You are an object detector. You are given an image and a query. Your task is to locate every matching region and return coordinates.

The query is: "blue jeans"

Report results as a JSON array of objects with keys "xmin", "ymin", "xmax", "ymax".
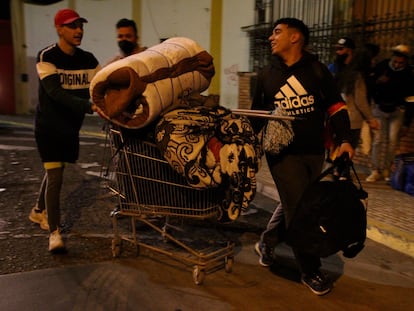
[{"xmin": 371, "ymin": 106, "xmax": 404, "ymax": 171}]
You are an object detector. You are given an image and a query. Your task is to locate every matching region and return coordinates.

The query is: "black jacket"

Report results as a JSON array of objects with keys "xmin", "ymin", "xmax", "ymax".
[{"xmin": 372, "ymin": 59, "xmax": 414, "ymax": 127}]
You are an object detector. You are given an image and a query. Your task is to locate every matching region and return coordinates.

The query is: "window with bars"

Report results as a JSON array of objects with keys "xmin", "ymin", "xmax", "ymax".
[{"xmin": 243, "ymin": 0, "xmax": 414, "ymax": 71}]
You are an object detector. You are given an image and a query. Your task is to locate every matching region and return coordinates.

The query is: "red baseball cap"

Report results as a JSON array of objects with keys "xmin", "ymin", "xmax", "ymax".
[{"xmin": 54, "ymin": 8, "xmax": 88, "ymax": 26}]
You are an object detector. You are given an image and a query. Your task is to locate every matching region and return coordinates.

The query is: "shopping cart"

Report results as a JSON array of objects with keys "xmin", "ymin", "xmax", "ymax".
[{"xmin": 104, "ymin": 125, "xmax": 235, "ymax": 285}]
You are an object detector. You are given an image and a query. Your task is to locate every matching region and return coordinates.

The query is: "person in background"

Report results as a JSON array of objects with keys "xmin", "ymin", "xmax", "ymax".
[
  {"xmin": 29, "ymin": 8, "xmax": 100, "ymax": 252},
  {"xmin": 362, "ymin": 43, "xmax": 381, "ymax": 102},
  {"xmin": 356, "ymin": 43, "xmax": 381, "ymax": 158},
  {"xmin": 251, "ymin": 18, "xmax": 354, "ymax": 296},
  {"xmin": 366, "ymin": 44, "xmax": 414, "ymax": 182},
  {"xmin": 106, "ymin": 18, "xmax": 146, "ymax": 64},
  {"xmin": 336, "ymin": 47, "xmax": 380, "ymax": 149},
  {"xmin": 328, "ymin": 36, "xmax": 356, "ymax": 79}
]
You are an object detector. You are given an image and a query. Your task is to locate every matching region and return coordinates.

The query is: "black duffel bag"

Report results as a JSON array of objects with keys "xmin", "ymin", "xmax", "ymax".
[{"xmin": 286, "ymin": 155, "xmax": 368, "ymax": 258}]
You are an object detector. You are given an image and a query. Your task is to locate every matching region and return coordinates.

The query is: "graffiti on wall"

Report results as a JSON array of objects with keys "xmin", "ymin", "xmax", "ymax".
[{"xmin": 224, "ymin": 64, "xmax": 239, "ymax": 87}]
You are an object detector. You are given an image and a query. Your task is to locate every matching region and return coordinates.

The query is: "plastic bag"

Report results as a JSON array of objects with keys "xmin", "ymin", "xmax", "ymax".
[{"xmin": 262, "ymin": 109, "xmax": 294, "ymax": 155}]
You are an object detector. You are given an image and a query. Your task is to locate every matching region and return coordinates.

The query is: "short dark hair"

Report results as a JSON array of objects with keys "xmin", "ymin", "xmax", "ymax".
[
  {"xmin": 273, "ymin": 17, "xmax": 310, "ymax": 46},
  {"xmin": 116, "ymin": 18, "xmax": 137, "ymax": 34}
]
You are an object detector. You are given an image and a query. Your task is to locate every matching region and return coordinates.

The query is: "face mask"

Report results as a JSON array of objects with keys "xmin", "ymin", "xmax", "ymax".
[
  {"xmin": 335, "ymin": 53, "xmax": 348, "ymax": 64},
  {"xmin": 389, "ymin": 59, "xmax": 406, "ymax": 71},
  {"xmin": 118, "ymin": 40, "xmax": 137, "ymax": 55}
]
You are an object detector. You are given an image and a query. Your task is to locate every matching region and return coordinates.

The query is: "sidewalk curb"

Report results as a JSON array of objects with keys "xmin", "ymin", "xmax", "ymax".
[
  {"xmin": 367, "ymin": 220, "xmax": 414, "ymax": 258},
  {"xmin": 0, "ymin": 118, "xmax": 106, "ymax": 139}
]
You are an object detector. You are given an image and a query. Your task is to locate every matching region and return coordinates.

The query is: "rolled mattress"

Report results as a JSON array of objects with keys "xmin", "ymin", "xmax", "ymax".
[{"xmin": 90, "ymin": 37, "xmax": 215, "ymax": 128}]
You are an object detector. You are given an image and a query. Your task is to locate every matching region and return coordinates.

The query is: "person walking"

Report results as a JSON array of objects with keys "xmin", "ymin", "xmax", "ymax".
[
  {"xmin": 328, "ymin": 36, "xmax": 356, "ymax": 78},
  {"xmin": 251, "ymin": 18, "xmax": 354, "ymax": 296},
  {"xmin": 366, "ymin": 44, "xmax": 414, "ymax": 182},
  {"xmin": 105, "ymin": 18, "xmax": 146, "ymax": 64},
  {"xmin": 28, "ymin": 8, "xmax": 100, "ymax": 252},
  {"xmin": 336, "ymin": 47, "xmax": 380, "ymax": 149}
]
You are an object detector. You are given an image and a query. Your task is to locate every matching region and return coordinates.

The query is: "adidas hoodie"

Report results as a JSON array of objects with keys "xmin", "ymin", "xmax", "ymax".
[{"xmin": 251, "ymin": 51, "xmax": 351, "ymax": 155}]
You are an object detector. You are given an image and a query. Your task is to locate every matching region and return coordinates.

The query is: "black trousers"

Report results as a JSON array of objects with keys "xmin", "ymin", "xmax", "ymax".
[
  {"xmin": 262, "ymin": 152, "xmax": 324, "ymax": 274},
  {"xmin": 36, "ymin": 166, "xmax": 64, "ymax": 232}
]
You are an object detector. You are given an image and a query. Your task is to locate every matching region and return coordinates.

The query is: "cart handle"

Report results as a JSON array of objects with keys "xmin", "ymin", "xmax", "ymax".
[{"xmin": 231, "ymin": 109, "xmax": 301, "ymax": 121}]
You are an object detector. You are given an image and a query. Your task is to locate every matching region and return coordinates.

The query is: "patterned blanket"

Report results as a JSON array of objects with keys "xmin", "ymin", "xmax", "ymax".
[{"xmin": 155, "ymin": 94, "xmax": 262, "ymax": 222}]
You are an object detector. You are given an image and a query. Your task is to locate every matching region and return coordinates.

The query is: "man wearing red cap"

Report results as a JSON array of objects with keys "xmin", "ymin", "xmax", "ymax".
[{"xmin": 29, "ymin": 8, "xmax": 100, "ymax": 253}]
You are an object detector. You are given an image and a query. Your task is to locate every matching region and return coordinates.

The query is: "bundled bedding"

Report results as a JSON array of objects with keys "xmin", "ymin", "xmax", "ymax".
[
  {"xmin": 90, "ymin": 37, "xmax": 214, "ymax": 129},
  {"xmin": 90, "ymin": 37, "xmax": 262, "ymax": 222},
  {"xmin": 155, "ymin": 94, "xmax": 262, "ymax": 222}
]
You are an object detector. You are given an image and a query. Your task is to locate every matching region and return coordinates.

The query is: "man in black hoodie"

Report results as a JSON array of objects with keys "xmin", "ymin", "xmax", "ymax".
[{"xmin": 251, "ymin": 18, "xmax": 354, "ymax": 296}]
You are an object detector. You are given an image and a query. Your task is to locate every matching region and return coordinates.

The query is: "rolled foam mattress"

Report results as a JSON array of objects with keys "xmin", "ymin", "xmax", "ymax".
[{"xmin": 90, "ymin": 37, "xmax": 215, "ymax": 128}]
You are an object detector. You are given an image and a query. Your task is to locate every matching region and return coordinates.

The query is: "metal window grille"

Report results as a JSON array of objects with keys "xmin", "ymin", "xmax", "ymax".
[{"xmin": 243, "ymin": 0, "xmax": 414, "ymax": 71}]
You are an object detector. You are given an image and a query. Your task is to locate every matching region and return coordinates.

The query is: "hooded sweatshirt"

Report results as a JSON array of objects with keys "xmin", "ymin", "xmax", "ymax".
[
  {"xmin": 35, "ymin": 44, "xmax": 100, "ymax": 163},
  {"xmin": 251, "ymin": 52, "xmax": 351, "ymax": 155}
]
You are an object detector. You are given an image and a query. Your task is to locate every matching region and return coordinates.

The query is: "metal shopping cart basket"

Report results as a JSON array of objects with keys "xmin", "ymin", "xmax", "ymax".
[{"xmin": 104, "ymin": 125, "xmax": 234, "ymax": 285}]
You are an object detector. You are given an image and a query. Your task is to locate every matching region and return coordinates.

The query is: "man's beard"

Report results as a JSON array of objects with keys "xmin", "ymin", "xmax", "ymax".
[{"xmin": 335, "ymin": 53, "xmax": 348, "ymax": 65}]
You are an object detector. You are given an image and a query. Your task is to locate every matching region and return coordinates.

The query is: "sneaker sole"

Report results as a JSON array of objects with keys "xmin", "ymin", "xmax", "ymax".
[
  {"xmin": 301, "ymin": 278, "xmax": 332, "ymax": 296},
  {"xmin": 49, "ymin": 241, "xmax": 66, "ymax": 253},
  {"xmin": 49, "ymin": 246, "xmax": 67, "ymax": 254},
  {"xmin": 254, "ymin": 242, "xmax": 271, "ymax": 267},
  {"xmin": 29, "ymin": 215, "xmax": 49, "ymax": 231},
  {"xmin": 28, "ymin": 214, "xmax": 41, "ymax": 224},
  {"xmin": 40, "ymin": 222, "xmax": 50, "ymax": 231}
]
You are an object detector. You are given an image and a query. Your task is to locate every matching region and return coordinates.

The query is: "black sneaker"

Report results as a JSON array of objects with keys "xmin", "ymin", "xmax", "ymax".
[
  {"xmin": 301, "ymin": 270, "xmax": 333, "ymax": 296},
  {"xmin": 254, "ymin": 241, "xmax": 274, "ymax": 267}
]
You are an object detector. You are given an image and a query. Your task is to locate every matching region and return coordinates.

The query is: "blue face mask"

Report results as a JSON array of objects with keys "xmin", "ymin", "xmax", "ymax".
[{"xmin": 118, "ymin": 40, "xmax": 137, "ymax": 55}]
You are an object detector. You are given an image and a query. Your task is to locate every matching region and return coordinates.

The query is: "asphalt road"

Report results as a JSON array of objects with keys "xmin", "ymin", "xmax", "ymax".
[{"xmin": 0, "ymin": 116, "xmax": 413, "ymax": 310}]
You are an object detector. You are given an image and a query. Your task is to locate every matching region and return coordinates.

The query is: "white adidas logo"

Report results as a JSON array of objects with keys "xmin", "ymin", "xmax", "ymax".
[{"xmin": 274, "ymin": 75, "xmax": 316, "ymax": 115}]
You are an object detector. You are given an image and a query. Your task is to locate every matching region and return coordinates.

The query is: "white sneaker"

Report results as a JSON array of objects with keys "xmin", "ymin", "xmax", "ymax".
[
  {"xmin": 366, "ymin": 170, "xmax": 381, "ymax": 182},
  {"xmin": 49, "ymin": 229, "xmax": 65, "ymax": 252},
  {"xmin": 383, "ymin": 169, "xmax": 390, "ymax": 182},
  {"xmin": 29, "ymin": 207, "xmax": 49, "ymax": 231}
]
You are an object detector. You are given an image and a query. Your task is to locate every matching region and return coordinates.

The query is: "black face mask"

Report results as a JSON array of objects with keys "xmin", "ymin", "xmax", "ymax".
[
  {"xmin": 118, "ymin": 40, "xmax": 137, "ymax": 55},
  {"xmin": 335, "ymin": 53, "xmax": 348, "ymax": 65}
]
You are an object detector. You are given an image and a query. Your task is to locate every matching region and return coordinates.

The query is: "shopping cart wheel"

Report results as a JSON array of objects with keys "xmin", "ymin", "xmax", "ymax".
[
  {"xmin": 112, "ymin": 239, "xmax": 122, "ymax": 258},
  {"xmin": 225, "ymin": 256, "xmax": 234, "ymax": 273},
  {"xmin": 192, "ymin": 266, "xmax": 205, "ymax": 285}
]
